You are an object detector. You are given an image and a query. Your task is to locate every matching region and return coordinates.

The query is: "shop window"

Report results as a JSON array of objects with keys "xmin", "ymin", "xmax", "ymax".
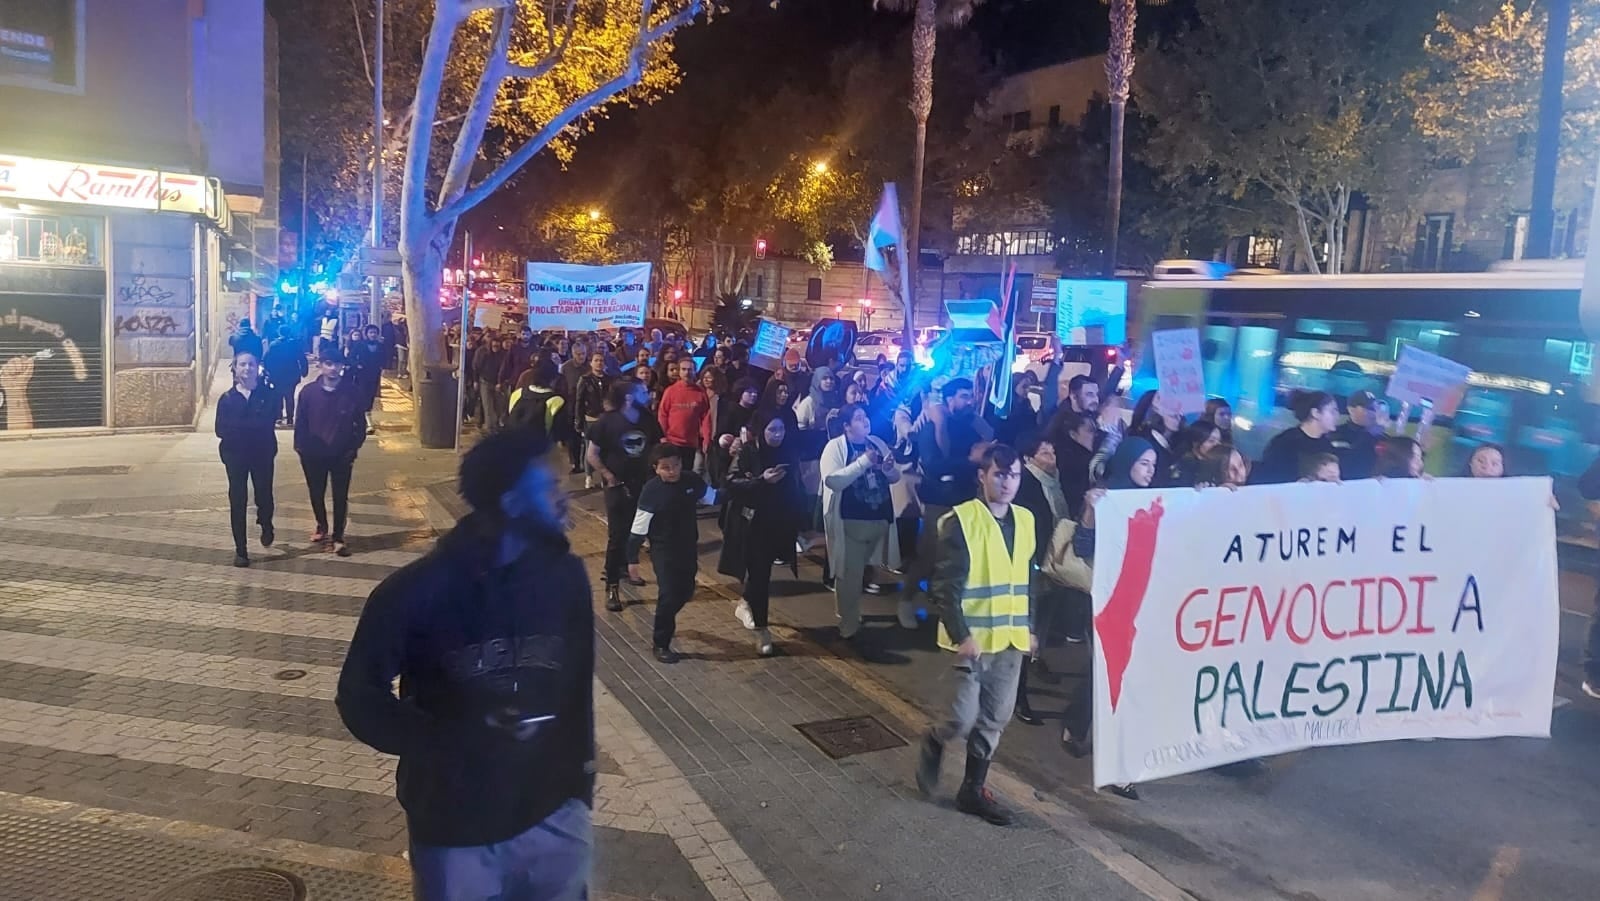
[
  {"xmin": 0, "ymin": 0, "xmax": 85, "ymax": 92},
  {"xmin": 0, "ymin": 208, "xmax": 102, "ymax": 267}
]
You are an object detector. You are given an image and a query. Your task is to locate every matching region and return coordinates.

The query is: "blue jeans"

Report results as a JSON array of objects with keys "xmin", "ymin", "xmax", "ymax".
[{"xmin": 409, "ymin": 799, "xmax": 592, "ymax": 901}]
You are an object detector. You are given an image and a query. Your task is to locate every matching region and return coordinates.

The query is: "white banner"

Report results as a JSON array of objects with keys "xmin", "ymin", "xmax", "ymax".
[
  {"xmin": 524, "ymin": 261, "xmax": 651, "ymax": 331},
  {"xmin": 1089, "ymin": 477, "xmax": 1559, "ymax": 787}
]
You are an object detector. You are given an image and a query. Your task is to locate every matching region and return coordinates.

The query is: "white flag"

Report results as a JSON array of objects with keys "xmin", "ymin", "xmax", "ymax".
[{"xmin": 863, "ymin": 183, "xmax": 903, "ymax": 272}]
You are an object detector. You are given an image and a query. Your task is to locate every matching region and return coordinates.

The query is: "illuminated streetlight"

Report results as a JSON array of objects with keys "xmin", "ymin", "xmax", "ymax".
[
  {"xmin": 588, "ymin": 209, "xmax": 601, "ymax": 221},
  {"xmin": 812, "ymin": 161, "xmax": 828, "ymax": 175}
]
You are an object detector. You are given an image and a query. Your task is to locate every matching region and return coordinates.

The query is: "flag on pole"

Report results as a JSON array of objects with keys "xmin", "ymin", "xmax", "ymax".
[
  {"xmin": 863, "ymin": 183, "xmax": 903, "ymax": 273},
  {"xmin": 989, "ymin": 261, "xmax": 1021, "ymax": 416}
]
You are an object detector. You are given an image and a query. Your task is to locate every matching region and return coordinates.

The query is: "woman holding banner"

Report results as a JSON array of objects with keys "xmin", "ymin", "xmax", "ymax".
[{"xmin": 1058, "ymin": 437, "xmax": 1154, "ymax": 801}]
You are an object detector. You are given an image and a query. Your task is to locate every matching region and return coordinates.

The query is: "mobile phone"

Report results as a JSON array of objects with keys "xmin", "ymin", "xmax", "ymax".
[{"xmin": 513, "ymin": 714, "xmax": 556, "ymax": 727}]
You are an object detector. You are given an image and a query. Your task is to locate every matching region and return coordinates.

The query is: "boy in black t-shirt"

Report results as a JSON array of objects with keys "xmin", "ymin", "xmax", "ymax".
[{"xmin": 628, "ymin": 447, "xmax": 711, "ymax": 664}]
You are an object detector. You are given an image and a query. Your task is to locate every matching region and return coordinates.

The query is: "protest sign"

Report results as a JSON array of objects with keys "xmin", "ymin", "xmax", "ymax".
[
  {"xmin": 1056, "ymin": 279, "xmax": 1127, "ymax": 344},
  {"xmin": 1089, "ymin": 477, "xmax": 1558, "ymax": 788},
  {"xmin": 748, "ymin": 319, "xmax": 792, "ymax": 371},
  {"xmin": 525, "ymin": 261, "xmax": 651, "ymax": 331},
  {"xmin": 1387, "ymin": 346, "xmax": 1471, "ymax": 416},
  {"xmin": 1150, "ymin": 328, "xmax": 1206, "ymax": 417}
]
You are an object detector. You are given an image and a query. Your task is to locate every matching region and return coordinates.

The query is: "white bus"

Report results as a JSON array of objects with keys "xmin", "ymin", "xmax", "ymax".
[{"xmin": 1135, "ymin": 268, "xmax": 1597, "ymax": 541}]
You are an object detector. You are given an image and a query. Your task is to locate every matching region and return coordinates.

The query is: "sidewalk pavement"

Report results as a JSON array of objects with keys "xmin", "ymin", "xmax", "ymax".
[{"xmin": 0, "ymin": 374, "xmax": 1178, "ymax": 900}]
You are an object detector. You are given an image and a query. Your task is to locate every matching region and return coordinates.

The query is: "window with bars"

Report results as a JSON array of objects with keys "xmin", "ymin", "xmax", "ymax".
[{"xmin": 955, "ymin": 230, "xmax": 1059, "ymax": 256}]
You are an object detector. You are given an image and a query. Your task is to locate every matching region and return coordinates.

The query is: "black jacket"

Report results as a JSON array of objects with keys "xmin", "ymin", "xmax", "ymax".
[
  {"xmin": 717, "ymin": 442, "xmax": 804, "ymax": 580},
  {"xmin": 336, "ymin": 515, "xmax": 595, "ymax": 847},
  {"xmin": 1014, "ymin": 468, "xmax": 1058, "ymax": 565},
  {"xmin": 215, "ymin": 385, "xmax": 279, "ymax": 460},
  {"xmin": 262, "ymin": 340, "xmax": 307, "ymax": 393},
  {"xmin": 574, "ymin": 372, "xmax": 608, "ymax": 422}
]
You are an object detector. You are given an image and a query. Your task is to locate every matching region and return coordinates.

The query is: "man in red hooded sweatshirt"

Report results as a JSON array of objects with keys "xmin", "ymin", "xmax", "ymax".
[{"xmin": 657, "ymin": 358, "xmax": 708, "ymax": 471}]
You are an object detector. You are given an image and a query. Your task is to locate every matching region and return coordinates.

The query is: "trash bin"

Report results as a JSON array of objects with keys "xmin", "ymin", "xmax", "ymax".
[{"xmin": 416, "ymin": 365, "xmax": 459, "ymax": 449}]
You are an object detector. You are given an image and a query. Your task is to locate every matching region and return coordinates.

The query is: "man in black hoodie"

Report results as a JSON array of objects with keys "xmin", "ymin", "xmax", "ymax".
[
  {"xmin": 338, "ymin": 429, "xmax": 595, "ymax": 899},
  {"xmin": 293, "ymin": 350, "xmax": 368, "ymax": 556}
]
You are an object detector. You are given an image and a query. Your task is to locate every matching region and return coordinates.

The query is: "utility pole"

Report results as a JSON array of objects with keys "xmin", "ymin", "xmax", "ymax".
[
  {"xmin": 454, "ymin": 231, "xmax": 472, "ymax": 451},
  {"xmin": 369, "ymin": 0, "xmax": 386, "ymax": 323},
  {"xmin": 298, "ymin": 152, "xmax": 309, "ymax": 301},
  {"xmin": 1528, "ymin": 0, "xmax": 1570, "ymax": 259}
]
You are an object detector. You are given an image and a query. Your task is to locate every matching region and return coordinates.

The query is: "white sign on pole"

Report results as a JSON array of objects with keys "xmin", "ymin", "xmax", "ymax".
[
  {"xmin": 1088, "ymin": 477, "xmax": 1559, "ymax": 788},
  {"xmin": 1150, "ymin": 327, "xmax": 1206, "ymax": 417},
  {"xmin": 525, "ymin": 261, "xmax": 651, "ymax": 331},
  {"xmin": 1387, "ymin": 345, "xmax": 1472, "ymax": 416}
]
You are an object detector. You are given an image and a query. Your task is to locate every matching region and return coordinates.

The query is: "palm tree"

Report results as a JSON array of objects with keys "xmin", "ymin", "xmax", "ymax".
[
  {"xmin": 876, "ymin": 0, "xmax": 978, "ymax": 346},
  {"xmin": 1104, "ymin": 0, "xmax": 1167, "ymax": 276}
]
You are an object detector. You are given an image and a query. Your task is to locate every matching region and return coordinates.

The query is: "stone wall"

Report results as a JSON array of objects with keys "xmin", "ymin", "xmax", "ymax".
[{"xmin": 110, "ymin": 212, "xmax": 197, "ymax": 427}]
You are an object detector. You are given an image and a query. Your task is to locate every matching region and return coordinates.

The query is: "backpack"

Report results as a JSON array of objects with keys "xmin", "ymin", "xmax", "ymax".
[{"xmin": 1042, "ymin": 519, "xmax": 1093, "ymax": 592}]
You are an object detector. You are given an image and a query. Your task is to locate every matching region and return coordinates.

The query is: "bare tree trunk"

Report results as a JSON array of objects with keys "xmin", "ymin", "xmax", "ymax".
[
  {"xmin": 905, "ymin": 0, "xmax": 936, "ymax": 348},
  {"xmin": 1105, "ymin": 98, "xmax": 1127, "ymax": 277},
  {"xmin": 1104, "ymin": 0, "xmax": 1136, "ymax": 277},
  {"xmin": 1293, "ymin": 205, "xmax": 1323, "ymax": 276}
]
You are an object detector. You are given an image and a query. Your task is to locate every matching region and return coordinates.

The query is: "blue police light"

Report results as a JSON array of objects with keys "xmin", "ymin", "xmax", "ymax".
[{"xmin": 278, "ymin": 279, "xmax": 298, "ymax": 294}]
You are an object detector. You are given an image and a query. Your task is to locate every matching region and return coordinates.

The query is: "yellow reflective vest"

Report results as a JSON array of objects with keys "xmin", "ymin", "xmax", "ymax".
[{"xmin": 936, "ymin": 499, "xmax": 1035, "ymax": 654}]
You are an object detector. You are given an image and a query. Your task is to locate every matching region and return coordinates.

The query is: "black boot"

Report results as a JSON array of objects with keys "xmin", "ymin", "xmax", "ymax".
[
  {"xmin": 955, "ymin": 756, "xmax": 1014, "ymax": 826},
  {"xmin": 605, "ymin": 582, "xmax": 624, "ymax": 612},
  {"xmin": 915, "ymin": 734, "xmax": 943, "ymax": 798}
]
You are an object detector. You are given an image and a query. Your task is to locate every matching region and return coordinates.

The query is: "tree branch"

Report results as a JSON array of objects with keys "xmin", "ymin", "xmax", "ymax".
[
  {"xmin": 507, "ymin": 0, "xmax": 578, "ymax": 79},
  {"xmin": 438, "ymin": 5, "xmax": 514, "ymax": 207},
  {"xmin": 351, "ymin": 0, "xmax": 374, "ymax": 89},
  {"xmin": 436, "ymin": 0, "xmax": 702, "ymax": 224},
  {"xmin": 400, "ymin": 0, "xmax": 462, "ymax": 236}
]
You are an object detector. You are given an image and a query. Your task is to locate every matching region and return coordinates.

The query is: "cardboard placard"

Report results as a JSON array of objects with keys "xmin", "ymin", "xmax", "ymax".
[
  {"xmin": 1150, "ymin": 327, "xmax": 1205, "ymax": 418},
  {"xmin": 1387, "ymin": 346, "xmax": 1471, "ymax": 416}
]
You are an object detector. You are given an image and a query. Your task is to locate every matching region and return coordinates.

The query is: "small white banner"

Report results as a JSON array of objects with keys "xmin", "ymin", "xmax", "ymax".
[
  {"xmin": 525, "ymin": 261, "xmax": 651, "ymax": 331},
  {"xmin": 1089, "ymin": 477, "xmax": 1558, "ymax": 788}
]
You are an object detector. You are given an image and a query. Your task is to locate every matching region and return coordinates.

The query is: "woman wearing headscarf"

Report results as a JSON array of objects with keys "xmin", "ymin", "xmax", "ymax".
[
  {"xmin": 718, "ymin": 415, "xmax": 806, "ymax": 656},
  {"xmin": 794, "ymin": 365, "xmax": 842, "ymax": 433},
  {"xmin": 756, "ymin": 378, "xmax": 798, "ymax": 435},
  {"xmin": 1058, "ymin": 436, "xmax": 1155, "ymax": 801},
  {"xmin": 712, "ymin": 378, "xmax": 761, "ymax": 484}
]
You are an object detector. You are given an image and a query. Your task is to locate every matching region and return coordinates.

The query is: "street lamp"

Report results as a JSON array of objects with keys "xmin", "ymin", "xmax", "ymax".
[
  {"xmin": 588, "ymin": 208, "xmax": 601, "ymax": 221},
  {"xmin": 812, "ymin": 161, "xmax": 829, "ymax": 175}
]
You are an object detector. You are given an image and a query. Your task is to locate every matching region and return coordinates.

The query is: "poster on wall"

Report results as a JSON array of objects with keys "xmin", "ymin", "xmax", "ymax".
[
  {"xmin": 525, "ymin": 261, "xmax": 650, "ymax": 331},
  {"xmin": 1087, "ymin": 477, "xmax": 1559, "ymax": 788},
  {"xmin": 0, "ymin": 292, "xmax": 105, "ymax": 430}
]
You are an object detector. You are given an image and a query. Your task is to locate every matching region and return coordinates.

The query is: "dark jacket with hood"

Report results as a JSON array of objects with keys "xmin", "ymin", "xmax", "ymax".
[
  {"xmin": 293, "ymin": 380, "xmax": 369, "ymax": 460},
  {"xmin": 336, "ymin": 514, "xmax": 595, "ymax": 847},
  {"xmin": 717, "ymin": 429, "xmax": 805, "ymax": 580}
]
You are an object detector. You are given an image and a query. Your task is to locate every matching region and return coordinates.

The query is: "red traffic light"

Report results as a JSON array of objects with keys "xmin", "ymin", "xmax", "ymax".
[
  {"xmin": 754, "ymin": 238, "xmax": 768, "ymax": 260},
  {"xmin": 1106, "ymin": 348, "xmax": 1118, "ymax": 362}
]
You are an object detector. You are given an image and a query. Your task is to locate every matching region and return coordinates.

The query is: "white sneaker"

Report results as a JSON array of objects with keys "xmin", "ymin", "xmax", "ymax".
[
  {"xmin": 896, "ymin": 599, "xmax": 919, "ymax": 630},
  {"xmin": 1583, "ymin": 681, "xmax": 1600, "ymax": 701},
  {"xmin": 584, "ymin": 475, "xmax": 594, "ymax": 489},
  {"xmin": 734, "ymin": 599, "xmax": 756, "ymax": 630}
]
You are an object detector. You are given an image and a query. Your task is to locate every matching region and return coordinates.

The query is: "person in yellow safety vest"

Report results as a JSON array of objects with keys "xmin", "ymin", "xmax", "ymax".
[
  {"xmin": 507, "ymin": 356, "xmax": 574, "ymax": 448},
  {"xmin": 915, "ymin": 443, "xmax": 1036, "ymax": 826}
]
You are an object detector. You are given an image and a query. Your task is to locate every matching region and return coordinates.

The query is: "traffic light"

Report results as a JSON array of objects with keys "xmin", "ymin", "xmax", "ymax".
[{"xmin": 754, "ymin": 238, "xmax": 768, "ymax": 260}]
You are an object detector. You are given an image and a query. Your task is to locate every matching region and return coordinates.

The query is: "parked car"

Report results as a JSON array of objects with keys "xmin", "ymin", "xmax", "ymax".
[{"xmin": 853, "ymin": 330, "xmax": 906, "ymax": 365}]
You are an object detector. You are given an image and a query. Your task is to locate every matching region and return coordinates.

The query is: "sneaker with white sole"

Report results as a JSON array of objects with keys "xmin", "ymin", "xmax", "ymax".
[
  {"xmin": 584, "ymin": 475, "xmax": 595, "ymax": 490},
  {"xmin": 734, "ymin": 599, "xmax": 756, "ymax": 630},
  {"xmin": 896, "ymin": 599, "xmax": 919, "ymax": 630},
  {"xmin": 1584, "ymin": 680, "xmax": 1600, "ymax": 701}
]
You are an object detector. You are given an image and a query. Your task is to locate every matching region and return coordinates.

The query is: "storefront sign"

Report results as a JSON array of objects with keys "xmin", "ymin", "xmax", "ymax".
[
  {"xmin": 1088, "ymin": 478, "xmax": 1559, "ymax": 788},
  {"xmin": 525, "ymin": 261, "xmax": 651, "ymax": 330},
  {"xmin": 0, "ymin": 154, "xmax": 212, "ymax": 218}
]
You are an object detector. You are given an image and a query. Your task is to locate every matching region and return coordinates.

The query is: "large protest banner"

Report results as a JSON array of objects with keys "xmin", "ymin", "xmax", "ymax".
[
  {"xmin": 1089, "ymin": 477, "xmax": 1558, "ymax": 788},
  {"xmin": 525, "ymin": 261, "xmax": 651, "ymax": 330}
]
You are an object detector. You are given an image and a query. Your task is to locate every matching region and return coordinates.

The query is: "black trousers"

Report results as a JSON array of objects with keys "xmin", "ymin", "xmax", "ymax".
[
  {"xmin": 1586, "ymin": 582, "xmax": 1600, "ymax": 685},
  {"xmin": 223, "ymin": 454, "xmax": 275, "ymax": 555},
  {"xmin": 278, "ymin": 388, "xmax": 295, "ymax": 423},
  {"xmin": 300, "ymin": 454, "xmax": 353, "ymax": 540},
  {"xmin": 1063, "ymin": 632, "xmax": 1094, "ymax": 741},
  {"xmin": 653, "ymin": 562, "xmax": 697, "ymax": 650},
  {"xmin": 741, "ymin": 528, "xmax": 779, "ymax": 629},
  {"xmin": 602, "ymin": 485, "xmax": 638, "ymax": 584}
]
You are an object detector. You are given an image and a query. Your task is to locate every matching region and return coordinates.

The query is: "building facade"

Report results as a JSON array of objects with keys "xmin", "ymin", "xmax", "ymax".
[{"xmin": 0, "ymin": 0, "xmax": 277, "ymax": 434}]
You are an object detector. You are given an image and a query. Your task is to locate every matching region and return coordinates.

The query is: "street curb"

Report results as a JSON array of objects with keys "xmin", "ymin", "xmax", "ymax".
[{"xmin": 572, "ymin": 503, "xmax": 1195, "ymax": 901}]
